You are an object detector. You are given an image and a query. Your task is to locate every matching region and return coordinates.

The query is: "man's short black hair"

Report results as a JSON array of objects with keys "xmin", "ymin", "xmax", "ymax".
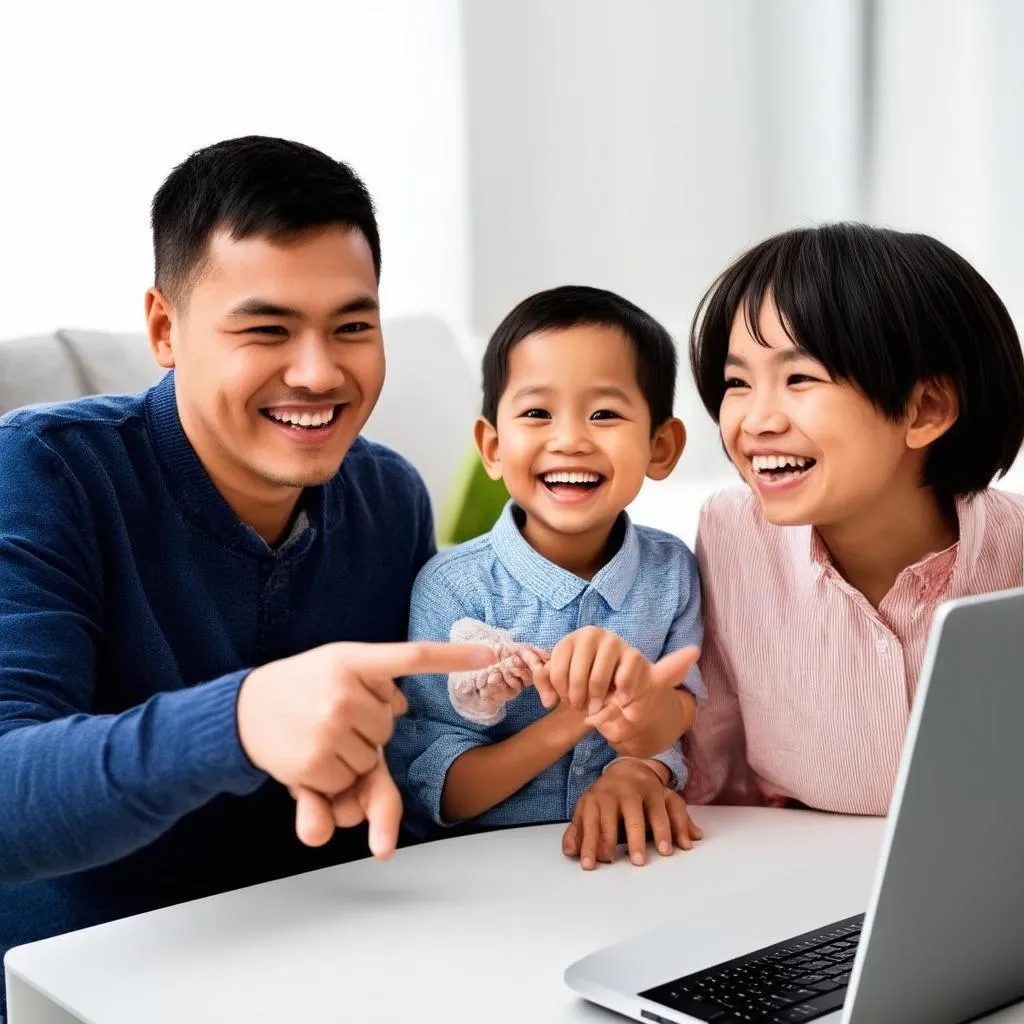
[
  {"xmin": 481, "ymin": 285, "xmax": 677, "ymax": 429},
  {"xmin": 690, "ymin": 222, "xmax": 1024, "ymax": 499},
  {"xmin": 151, "ymin": 135, "xmax": 380, "ymax": 303}
]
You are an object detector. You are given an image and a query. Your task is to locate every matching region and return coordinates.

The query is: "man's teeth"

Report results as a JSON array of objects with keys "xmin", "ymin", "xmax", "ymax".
[
  {"xmin": 542, "ymin": 471, "xmax": 601, "ymax": 485},
  {"xmin": 266, "ymin": 407, "xmax": 337, "ymax": 428},
  {"xmin": 752, "ymin": 454, "xmax": 812, "ymax": 473}
]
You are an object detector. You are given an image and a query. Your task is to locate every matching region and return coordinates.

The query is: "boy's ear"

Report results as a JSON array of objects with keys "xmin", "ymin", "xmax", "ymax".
[
  {"xmin": 905, "ymin": 377, "xmax": 959, "ymax": 451},
  {"xmin": 646, "ymin": 417, "xmax": 687, "ymax": 481},
  {"xmin": 473, "ymin": 417, "xmax": 504, "ymax": 481}
]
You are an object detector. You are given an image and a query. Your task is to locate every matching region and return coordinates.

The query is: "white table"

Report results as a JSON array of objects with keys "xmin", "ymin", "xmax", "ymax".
[{"xmin": 6, "ymin": 806, "xmax": 1023, "ymax": 1023}]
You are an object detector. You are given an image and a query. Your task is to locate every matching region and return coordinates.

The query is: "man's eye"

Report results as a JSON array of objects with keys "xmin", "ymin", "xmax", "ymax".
[
  {"xmin": 336, "ymin": 322, "xmax": 372, "ymax": 335},
  {"xmin": 590, "ymin": 409, "xmax": 621, "ymax": 421},
  {"xmin": 245, "ymin": 325, "xmax": 288, "ymax": 337},
  {"xmin": 521, "ymin": 409, "xmax": 550, "ymax": 420}
]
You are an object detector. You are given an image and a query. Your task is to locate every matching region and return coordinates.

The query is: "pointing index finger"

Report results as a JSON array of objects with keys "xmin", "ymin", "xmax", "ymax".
[{"xmin": 344, "ymin": 641, "xmax": 497, "ymax": 679}]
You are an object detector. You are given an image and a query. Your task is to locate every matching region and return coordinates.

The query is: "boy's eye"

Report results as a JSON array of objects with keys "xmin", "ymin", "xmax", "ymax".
[
  {"xmin": 521, "ymin": 408, "xmax": 550, "ymax": 420},
  {"xmin": 590, "ymin": 409, "xmax": 622, "ymax": 421}
]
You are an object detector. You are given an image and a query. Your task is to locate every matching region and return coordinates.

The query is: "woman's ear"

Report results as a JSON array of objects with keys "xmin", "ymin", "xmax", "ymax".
[
  {"xmin": 905, "ymin": 377, "xmax": 959, "ymax": 451},
  {"xmin": 473, "ymin": 417, "xmax": 504, "ymax": 481},
  {"xmin": 646, "ymin": 417, "xmax": 687, "ymax": 481}
]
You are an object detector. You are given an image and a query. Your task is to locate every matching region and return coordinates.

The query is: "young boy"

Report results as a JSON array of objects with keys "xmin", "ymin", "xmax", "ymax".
[
  {"xmin": 684, "ymin": 223, "xmax": 1024, "ymax": 814},
  {"xmin": 387, "ymin": 286, "xmax": 705, "ymax": 868}
]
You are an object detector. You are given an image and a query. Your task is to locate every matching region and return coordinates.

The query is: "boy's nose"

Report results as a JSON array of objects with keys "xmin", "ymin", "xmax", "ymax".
[{"xmin": 548, "ymin": 425, "xmax": 594, "ymax": 454}]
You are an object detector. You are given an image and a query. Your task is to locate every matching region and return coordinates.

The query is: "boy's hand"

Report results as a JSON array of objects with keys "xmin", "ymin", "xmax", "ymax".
[
  {"xmin": 562, "ymin": 758, "xmax": 702, "ymax": 869},
  {"xmin": 532, "ymin": 626, "xmax": 699, "ymax": 717}
]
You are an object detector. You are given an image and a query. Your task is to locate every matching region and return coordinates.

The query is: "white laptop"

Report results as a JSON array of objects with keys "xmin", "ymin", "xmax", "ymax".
[{"xmin": 565, "ymin": 588, "xmax": 1024, "ymax": 1023}]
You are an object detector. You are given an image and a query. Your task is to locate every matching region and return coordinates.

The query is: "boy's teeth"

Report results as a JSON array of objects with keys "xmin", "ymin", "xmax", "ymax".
[
  {"xmin": 542, "ymin": 471, "xmax": 601, "ymax": 484},
  {"xmin": 752, "ymin": 454, "xmax": 811, "ymax": 472}
]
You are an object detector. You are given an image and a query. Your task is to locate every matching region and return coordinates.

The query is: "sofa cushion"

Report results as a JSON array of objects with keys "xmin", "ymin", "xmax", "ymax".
[
  {"xmin": 56, "ymin": 329, "xmax": 164, "ymax": 396},
  {"xmin": 0, "ymin": 334, "xmax": 89, "ymax": 416}
]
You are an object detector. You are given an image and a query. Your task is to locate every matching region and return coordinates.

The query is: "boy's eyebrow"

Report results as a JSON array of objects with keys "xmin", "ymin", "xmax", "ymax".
[
  {"xmin": 508, "ymin": 384, "xmax": 636, "ymax": 402},
  {"xmin": 225, "ymin": 295, "xmax": 380, "ymax": 320}
]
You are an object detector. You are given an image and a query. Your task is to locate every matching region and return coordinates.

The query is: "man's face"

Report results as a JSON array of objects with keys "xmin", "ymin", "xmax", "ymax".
[{"xmin": 149, "ymin": 225, "xmax": 384, "ymax": 508}]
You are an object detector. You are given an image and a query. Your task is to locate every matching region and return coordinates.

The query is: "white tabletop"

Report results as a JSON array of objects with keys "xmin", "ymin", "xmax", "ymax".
[{"xmin": 6, "ymin": 806, "xmax": 1023, "ymax": 1023}]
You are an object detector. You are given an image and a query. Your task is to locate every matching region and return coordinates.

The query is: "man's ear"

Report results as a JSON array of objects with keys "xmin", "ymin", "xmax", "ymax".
[
  {"xmin": 905, "ymin": 377, "xmax": 959, "ymax": 451},
  {"xmin": 473, "ymin": 417, "xmax": 504, "ymax": 481},
  {"xmin": 646, "ymin": 417, "xmax": 687, "ymax": 481},
  {"xmin": 145, "ymin": 288, "xmax": 176, "ymax": 369}
]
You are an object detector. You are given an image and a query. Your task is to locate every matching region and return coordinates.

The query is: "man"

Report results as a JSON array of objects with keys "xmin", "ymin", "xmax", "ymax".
[{"xmin": 0, "ymin": 136, "xmax": 491, "ymax": 1015}]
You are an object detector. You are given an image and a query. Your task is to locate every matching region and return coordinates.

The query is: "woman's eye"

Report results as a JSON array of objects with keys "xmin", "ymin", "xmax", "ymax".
[
  {"xmin": 590, "ymin": 409, "xmax": 621, "ymax": 421},
  {"xmin": 723, "ymin": 377, "xmax": 748, "ymax": 390},
  {"xmin": 787, "ymin": 374, "xmax": 820, "ymax": 386},
  {"xmin": 521, "ymin": 408, "xmax": 550, "ymax": 420}
]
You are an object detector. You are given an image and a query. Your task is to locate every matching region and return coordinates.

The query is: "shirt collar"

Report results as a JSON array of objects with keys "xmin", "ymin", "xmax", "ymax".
[
  {"xmin": 806, "ymin": 493, "xmax": 981, "ymax": 601},
  {"xmin": 489, "ymin": 501, "xmax": 641, "ymax": 611}
]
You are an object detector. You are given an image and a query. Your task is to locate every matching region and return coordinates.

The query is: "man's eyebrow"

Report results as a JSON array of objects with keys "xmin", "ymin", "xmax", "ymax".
[{"xmin": 225, "ymin": 295, "xmax": 380, "ymax": 320}]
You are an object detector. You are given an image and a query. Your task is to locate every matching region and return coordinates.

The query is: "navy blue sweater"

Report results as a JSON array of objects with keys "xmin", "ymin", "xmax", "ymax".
[{"xmin": 0, "ymin": 372, "xmax": 434, "ymax": 1011}]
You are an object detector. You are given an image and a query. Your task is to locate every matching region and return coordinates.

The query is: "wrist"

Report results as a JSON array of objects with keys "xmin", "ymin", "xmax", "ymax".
[
  {"xmin": 603, "ymin": 756, "xmax": 671, "ymax": 787},
  {"xmin": 547, "ymin": 702, "xmax": 591, "ymax": 745}
]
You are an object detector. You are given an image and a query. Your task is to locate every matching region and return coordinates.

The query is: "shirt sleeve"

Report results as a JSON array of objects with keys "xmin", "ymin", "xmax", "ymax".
[
  {"xmin": 386, "ymin": 560, "xmax": 492, "ymax": 828},
  {"xmin": 0, "ymin": 427, "xmax": 266, "ymax": 885},
  {"xmin": 683, "ymin": 500, "xmax": 762, "ymax": 806}
]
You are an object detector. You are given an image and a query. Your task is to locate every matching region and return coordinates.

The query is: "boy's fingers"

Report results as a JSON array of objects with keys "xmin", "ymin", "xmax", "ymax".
[
  {"xmin": 562, "ymin": 816, "xmax": 582, "ymax": 857},
  {"xmin": 622, "ymin": 796, "xmax": 648, "ymax": 866},
  {"xmin": 532, "ymin": 665, "xmax": 559, "ymax": 708},
  {"xmin": 294, "ymin": 786, "xmax": 336, "ymax": 847},
  {"xmin": 587, "ymin": 637, "xmax": 621, "ymax": 715},
  {"xmin": 649, "ymin": 646, "xmax": 701, "ymax": 690},
  {"xmin": 598, "ymin": 796, "xmax": 619, "ymax": 863},
  {"xmin": 645, "ymin": 793, "xmax": 674, "ymax": 857},
  {"xmin": 579, "ymin": 799, "xmax": 601, "ymax": 870},
  {"xmin": 567, "ymin": 638, "xmax": 599, "ymax": 710},
  {"xmin": 667, "ymin": 793, "xmax": 699, "ymax": 850}
]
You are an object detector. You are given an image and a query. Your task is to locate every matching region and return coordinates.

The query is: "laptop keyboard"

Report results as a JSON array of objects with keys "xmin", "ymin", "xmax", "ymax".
[{"xmin": 639, "ymin": 914, "xmax": 864, "ymax": 1023}]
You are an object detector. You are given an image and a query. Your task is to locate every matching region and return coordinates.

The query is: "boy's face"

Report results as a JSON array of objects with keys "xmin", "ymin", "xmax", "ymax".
[
  {"xmin": 718, "ymin": 303, "xmax": 933, "ymax": 528},
  {"xmin": 476, "ymin": 325, "xmax": 684, "ymax": 540},
  {"xmin": 146, "ymin": 225, "xmax": 385, "ymax": 506}
]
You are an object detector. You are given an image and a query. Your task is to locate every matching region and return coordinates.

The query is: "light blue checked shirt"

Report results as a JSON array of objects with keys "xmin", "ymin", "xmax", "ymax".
[{"xmin": 388, "ymin": 502, "xmax": 705, "ymax": 837}]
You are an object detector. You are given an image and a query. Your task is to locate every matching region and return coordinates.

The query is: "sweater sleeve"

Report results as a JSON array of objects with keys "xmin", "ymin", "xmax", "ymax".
[{"xmin": 0, "ymin": 426, "xmax": 267, "ymax": 884}]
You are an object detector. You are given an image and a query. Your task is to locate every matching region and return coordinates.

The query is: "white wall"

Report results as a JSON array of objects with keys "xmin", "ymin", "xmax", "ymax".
[
  {"xmin": 0, "ymin": 0, "xmax": 472, "ymax": 353},
  {"xmin": 461, "ymin": 0, "xmax": 865, "ymax": 476}
]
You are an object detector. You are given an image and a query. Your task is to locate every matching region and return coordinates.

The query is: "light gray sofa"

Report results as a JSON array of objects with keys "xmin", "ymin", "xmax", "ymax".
[{"xmin": 0, "ymin": 320, "xmax": 479, "ymax": 516}]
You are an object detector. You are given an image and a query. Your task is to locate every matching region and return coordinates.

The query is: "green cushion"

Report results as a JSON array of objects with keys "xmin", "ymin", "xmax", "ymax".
[{"xmin": 438, "ymin": 448, "xmax": 509, "ymax": 546}]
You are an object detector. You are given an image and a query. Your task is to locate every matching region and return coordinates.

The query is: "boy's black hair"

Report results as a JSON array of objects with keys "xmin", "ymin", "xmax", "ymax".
[
  {"xmin": 689, "ymin": 222, "xmax": 1024, "ymax": 498},
  {"xmin": 481, "ymin": 285, "xmax": 677, "ymax": 428},
  {"xmin": 151, "ymin": 136, "xmax": 380, "ymax": 303}
]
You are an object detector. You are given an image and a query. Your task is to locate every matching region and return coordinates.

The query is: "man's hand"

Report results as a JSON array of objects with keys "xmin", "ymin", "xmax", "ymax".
[
  {"xmin": 562, "ymin": 758, "xmax": 702, "ymax": 870},
  {"xmin": 237, "ymin": 640, "xmax": 495, "ymax": 853},
  {"xmin": 532, "ymin": 626, "xmax": 699, "ymax": 718}
]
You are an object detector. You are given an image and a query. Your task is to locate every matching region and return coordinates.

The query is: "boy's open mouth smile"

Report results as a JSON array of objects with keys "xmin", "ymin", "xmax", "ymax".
[
  {"xmin": 750, "ymin": 453, "xmax": 817, "ymax": 492},
  {"xmin": 539, "ymin": 469, "xmax": 606, "ymax": 505}
]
